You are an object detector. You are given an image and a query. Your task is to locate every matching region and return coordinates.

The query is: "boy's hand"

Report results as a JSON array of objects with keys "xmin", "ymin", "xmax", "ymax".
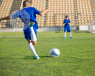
[
  {"xmin": 47, "ymin": 8, "xmax": 50, "ymax": 12},
  {"xmin": 39, "ymin": 8, "xmax": 50, "ymax": 16}
]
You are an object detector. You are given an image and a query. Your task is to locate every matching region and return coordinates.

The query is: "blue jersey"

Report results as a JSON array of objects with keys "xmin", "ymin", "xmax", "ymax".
[
  {"xmin": 12, "ymin": 7, "xmax": 41, "ymax": 30},
  {"xmin": 63, "ymin": 19, "xmax": 71, "ymax": 27},
  {"xmin": 63, "ymin": 19, "xmax": 71, "ymax": 32}
]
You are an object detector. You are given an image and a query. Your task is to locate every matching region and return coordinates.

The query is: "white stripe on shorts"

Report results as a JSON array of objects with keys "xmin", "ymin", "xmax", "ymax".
[{"xmin": 30, "ymin": 27, "xmax": 37, "ymax": 41}]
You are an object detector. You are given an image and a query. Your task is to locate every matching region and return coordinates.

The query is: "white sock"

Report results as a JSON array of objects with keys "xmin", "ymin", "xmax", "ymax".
[
  {"xmin": 69, "ymin": 32, "xmax": 72, "ymax": 37},
  {"xmin": 64, "ymin": 32, "xmax": 66, "ymax": 37},
  {"xmin": 30, "ymin": 27, "xmax": 37, "ymax": 41},
  {"xmin": 28, "ymin": 43, "xmax": 38, "ymax": 57}
]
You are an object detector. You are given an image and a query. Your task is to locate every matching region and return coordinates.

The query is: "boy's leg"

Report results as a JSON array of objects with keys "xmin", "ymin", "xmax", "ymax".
[
  {"xmin": 64, "ymin": 27, "xmax": 67, "ymax": 39},
  {"xmin": 69, "ymin": 32, "xmax": 72, "ymax": 39},
  {"xmin": 67, "ymin": 26, "xmax": 72, "ymax": 38},
  {"xmin": 64, "ymin": 32, "xmax": 66, "ymax": 38},
  {"xmin": 69, "ymin": 32, "xmax": 72, "ymax": 37},
  {"xmin": 24, "ymin": 27, "xmax": 39, "ymax": 59},
  {"xmin": 29, "ymin": 26, "xmax": 39, "ymax": 59},
  {"xmin": 28, "ymin": 40, "xmax": 39, "ymax": 59}
]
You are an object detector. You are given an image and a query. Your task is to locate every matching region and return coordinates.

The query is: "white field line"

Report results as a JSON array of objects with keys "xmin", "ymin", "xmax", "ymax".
[
  {"xmin": 0, "ymin": 36, "xmax": 95, "ymax": 38},
  {"xmin": 7, "ymin": 43, "xmax": 57, "ymax": 45}
]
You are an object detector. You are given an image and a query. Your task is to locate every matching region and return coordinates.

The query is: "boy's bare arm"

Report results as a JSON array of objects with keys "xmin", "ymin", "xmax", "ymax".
[
  {"xmin": 39, "ymin": 8, "xmax": 50, "ymax": 16},
  {"xmin": 0, "ymin": 16, "xmax": 12, "ymax": 21}
]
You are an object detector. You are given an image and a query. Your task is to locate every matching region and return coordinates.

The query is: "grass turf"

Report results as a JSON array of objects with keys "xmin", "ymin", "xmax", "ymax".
[{"xmin": 0, "ymin": 32, "xmax": 95, "ymax": 76}]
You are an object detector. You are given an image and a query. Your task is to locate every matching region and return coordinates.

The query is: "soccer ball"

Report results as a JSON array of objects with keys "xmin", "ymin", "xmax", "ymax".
[{"xmin": 50, "ymin": 48, "xmax": 60, "ymax": 57}]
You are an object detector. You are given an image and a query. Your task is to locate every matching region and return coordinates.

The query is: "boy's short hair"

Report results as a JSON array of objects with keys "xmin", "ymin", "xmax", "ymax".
[
  {"xmin": 65, "ymin": 15, "xmax": 69, "ymax": 18},
  {"xmin": 23, "ymin": 0, "xmax": 30, "ymax": 7}
]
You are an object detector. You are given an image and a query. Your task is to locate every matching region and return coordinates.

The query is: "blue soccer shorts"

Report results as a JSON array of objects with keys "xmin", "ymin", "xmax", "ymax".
[
  {"xmin": 23, "ymin": 26, "xmax": 37, "ymax": 42},
  {"xmin": 64, "ymin": 25, "xmax": 71, "ymax": 32}
]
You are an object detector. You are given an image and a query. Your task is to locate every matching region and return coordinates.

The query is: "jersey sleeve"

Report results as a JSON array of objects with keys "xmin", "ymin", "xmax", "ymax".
[
  {"xmin": 69, "ymin": 19, "xmax": 71, "ymax": 23},
  {"xmin": 33, "ymin": 7, "xmax": 41, "ymax": 15},
  {"xmin": 12, "ymin": 11, "xmax": 20, "ymax": 19}
]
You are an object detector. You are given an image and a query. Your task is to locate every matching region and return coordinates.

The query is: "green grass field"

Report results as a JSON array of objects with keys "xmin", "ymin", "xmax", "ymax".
[{"xmin": 0, "ymin": 31, "xmax": 95, "ymax": 76}]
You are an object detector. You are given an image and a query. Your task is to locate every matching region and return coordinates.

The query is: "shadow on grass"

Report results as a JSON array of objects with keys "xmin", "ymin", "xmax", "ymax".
[
  {"xmin": 24, "ymin": 55, "xmax": 51, "ymax": 59},
  {"xmin": 0, "ymin": 56, "xmax": 51, "ymax": 60},
  {"xmin": 0, "ymin": 57, "xmax": 33, "ymax": 59},
  {"xmin": 39, "ymin": 56, "xmax": 51, "ymax": 58}
]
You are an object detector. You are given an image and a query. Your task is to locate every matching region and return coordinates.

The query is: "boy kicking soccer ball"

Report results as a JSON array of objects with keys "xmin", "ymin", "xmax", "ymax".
[
  {"xmin": 63, "ymin": 15, "xmax": 72, "ymax": 39},
  {"xmin": 0, "ymin": 0, "xmax": 50, "ymax": 59}
]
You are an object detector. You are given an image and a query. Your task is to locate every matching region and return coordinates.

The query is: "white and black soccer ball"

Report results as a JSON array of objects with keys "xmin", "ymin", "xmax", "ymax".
[{"xmin": 50, "ymin": 48, "xmax": 60, "ymax": 57}]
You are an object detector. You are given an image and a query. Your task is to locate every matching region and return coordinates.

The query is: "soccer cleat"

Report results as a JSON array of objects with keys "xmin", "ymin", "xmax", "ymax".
[
  {"xmin": 35, "ymin": 56, "xmax": 39, "ymax": 60},
  {"xmin": 70, "ymin": 37, "xmax": 73, "ymax": 39},
  {"xmin": 63, "ymin": 37, "xmax": 66, "ymax": 39}
]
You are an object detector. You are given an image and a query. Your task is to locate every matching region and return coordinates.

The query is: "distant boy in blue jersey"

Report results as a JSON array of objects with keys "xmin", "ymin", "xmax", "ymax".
[
  {"xmin": 0, "ymin": 0, "xmax": 50, "ymax": 59},
  {"xmin": 63, "ymin": 15, "xmax": 72, "ymax": 39}
]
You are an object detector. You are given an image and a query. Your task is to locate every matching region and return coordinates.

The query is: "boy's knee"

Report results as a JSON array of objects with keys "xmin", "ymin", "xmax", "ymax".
[
  {"xmin": 32, "ymin": 41, "xmax": 37, "ymax": 45},
  {"xmin": 28, "ymin": 40, "xmax": 37, "ymax": 45}
]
